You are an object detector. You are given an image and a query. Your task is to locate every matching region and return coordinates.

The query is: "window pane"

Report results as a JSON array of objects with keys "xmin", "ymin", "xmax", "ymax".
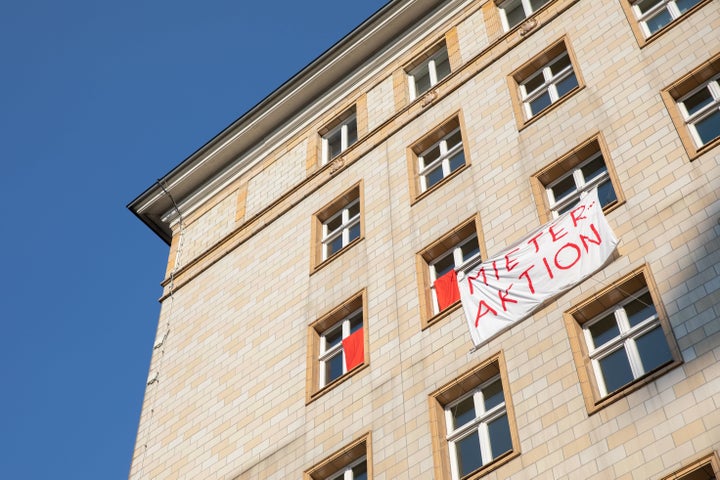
[
  {"xmin": 529, "ymin": 92, "xmax": 552, "ymax": 115},
  {"xmin": 589, "ymin": 313, "xmax": 620, "ymax": 349},
  {"xmin": 451, "ymin": 395, "xmax": 476, "ymax": 429},
  {"xmin": 549, "ymin": 54, "xmax": 572, "ymax": 75},
  {"xmin": 352, "ymin": 461, "xmax": 367, "ymax": 480},
  {"xmin": 328, "ymin": 235, "xmax": 344, "ymax": 257},
  {"xmin": 529, "ymin": 0, "xmax": 550, "ymax": 11},
  {"xmin": 425, "ymin": 165, "xmax": 445, "ymax": 189},
  {"xmin": 599, "ymin": 347, "xmax": 634, "ymax": 393},
  {"xmin": 349, "ymin": 313, "xmax": 363, "ymax": 333},
  {"xmin": 645, "ymin": 9, "xmax": 672, "ymax": 33},
  {"xmin": 446, "ymin": 129, "xmax": 463, "ymax": 149},
  {"xmin": 435, "ymin": 54, "xmax": 451, "ymax": 83},
  {"xmin": 456, "ymin": 432, "xmax": 483, "ymax": 477},
  {"xmin": 487, "ymin": 414, "xmax": 512, "ymax": 459},
  {"xmin": 597, "ymin": 179, "xmax": 618, "ymax": 208},
  {"xmin": 636, "ymin": 326, "xmax": 673, "ymax": 373},
  {"xmin": 421, "ymin": 145, "xmax": 441, "ymax": 167},
  {"xmin": 694, "ymin": 109, "xmax": 720, "ymax": 145},
  {"xmin": 326, "ymin": 352, "xmax": 344, "ymax": 383},
  {"xmin": 433, "ymin": 252, "xmax": 456, "ymax": 279},
  {"xmin": 676, "ymin": 0, "xmax": 701, "ymax": 13},
  {"xmin": 483, "ymin": 379, "xmax": 504, "ymax": 411},
  {"xmin": 550, "ymin": 174, "xmax": 577, "ymax": 204},
  {"xmin": 556, "ymin": 71, "xmax": 579, "ymax": 98},
  {"xmin": 460, "ymin": 236, "xmax": 480, "ymax": 263},
  {"xmin": 328, "ymin": 131, "xmax": 343, "ymax": 159},
  {"xmin": 348, "ymin": 222, "xmax": 361, "ymax": 243},
  {"xmin": 325, "ymin": 326, "xmax": 343, "ymax": 349},
  {"xmin": 625, "ymin": 292, "xmax": 656, "ymax": 327},
  {"xmin": 326, "ymin": 214, "xmax": 343, "ymax": 233},
  {"xmin": 448, "ymin": 150, "xmax": 466, "ymax": 173},
  {"xmin": 523, "ymin": 71, "xmax": 546, "ymax": 95},
  {"xmin": 683, "ymin": 87, "xmax": 714, "ymax": 116},
  {"xmin": 504, "ymin": 0, "xmax": 526, "ymax": 29},
  {"xmin": 347, "ymin": 202, "xmax": 360, "ymax": 219},
  {"xmin": 635, "ymin": 0, "xmax": 663, "ymax": 14},
  {"xmin": 414, "ymin": 68, "xmax": 432, "ymax": 97},
  {"xmin": 581, "ymin": 155, "xmax": 608, "ymax": 183}
]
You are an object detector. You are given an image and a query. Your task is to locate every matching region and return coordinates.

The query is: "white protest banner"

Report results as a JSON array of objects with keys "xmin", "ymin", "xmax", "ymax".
[{"xmin": 458, "ymin": 188, "xmax": 618, "ymax": 347}]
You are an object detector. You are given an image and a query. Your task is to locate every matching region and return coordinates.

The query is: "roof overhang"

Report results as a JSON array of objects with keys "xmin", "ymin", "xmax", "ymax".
[{"xmin": 127, "ymin": 0, "xmax": 445, "ymax": 244}]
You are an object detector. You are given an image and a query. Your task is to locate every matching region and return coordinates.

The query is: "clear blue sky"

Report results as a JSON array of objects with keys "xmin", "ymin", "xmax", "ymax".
[{"xmin": 0, "ymin": 1, "xmax": 387, "ymax": 478}]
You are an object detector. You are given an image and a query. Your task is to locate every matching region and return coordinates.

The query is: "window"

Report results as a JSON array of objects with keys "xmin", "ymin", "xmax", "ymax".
[
  {"xmin": 661, "ymin": 54, "xmax": 720, "ymax": 159},
  {"xmin": 417, "ymin": 218, "xmax": 484, "ymax": 327},
  {"xmin": 509, "ymin": 38, "xmax": 583, "ymax": 127},
  {"xmin": 407, "ymin": 42, "xmax": 451, "ymax": 100},
  {"xmin": 305, "ymin": 433, "xmax": 371, "ymax": 480},
  {"xmin": 429, "ymin": 352, "xmax": 519, "ymax": 480},
  {"xmin": 312, "ymin": 183, "xmax": 363, "ymax": 269},
  {"xmin": 307, "ymin": 292, "xmax": 367, "ymax": 401},
  {"xmin": 620, "ymin": 0, "xmax": 710, "ymax": 45},
  {"xmin": 408, "ymin": 115, "xmax": 469, "ymax": 199},
  {"xmin": 497, "ymin": 0, "xmax": 551, "ymax": 31},
  {"xmin": 322, "ymin": 108, "xmax": 358, "ymax": 165},
  {"xmin": 564, "ymin": 266, "xmax": 681, "ymax": 412},
  {"xmin": 660, "ymin": 452, "xmax": 720, "ymax": 480},
  {"xmin": 533, "ymin": 135, "xmax": 622, "ymax": 222}
]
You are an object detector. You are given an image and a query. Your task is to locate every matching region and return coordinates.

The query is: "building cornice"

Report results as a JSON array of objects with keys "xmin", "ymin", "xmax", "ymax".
[{"xmin": 127, "ymin": 0, "xmax": 452, "ymax": 244}]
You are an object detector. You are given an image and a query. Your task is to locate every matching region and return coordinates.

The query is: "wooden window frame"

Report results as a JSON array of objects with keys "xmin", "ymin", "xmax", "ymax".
[
  {"xmin": 531, "ymin": 133, "xmax": 625, "ymax": 224},
  {"xmin": 429, "ymin": 351, "xmax": 520, "ymax": 480},
  {"xmin": 564, "ymin": 265, "xmax": 682, "ymax": 414},
  {"xmin": 508, "ymin": 36, "xmax": 585, "ymax": 130},
  {"xmin": 661, "ymin": 52, "xmax": 720, "ymax": 160},
  {"xmin": 320, "ymin": 107, "xmax": 358, "ymax": 166},
  {"xmin": 305, "ymin": 432, "xmax": 372, "ymax": 480},
  {"xmin": 306, "ymin": 290, "xmax": 369, "ymax": 403},
  {"xmin": 406, "ymin": 40, "xmax": 452, "ymax": 101},
  {"xmin": 618, "ymin": 0, "xmax": 712, "ymax": 48},
  {"xmin": 311, "ymin": 181, "xmax": 364, "ymax": 273},
  {"xmin": 660, "ymin": 451, "xmax": 720, "ymax": 480},
  {"xmin": 407, "ymin": 112, "xmax": 471, "ymax": 203},
  {"xmin": 416, "ymin": 216, "xmax": 487, "ymax": 330}
]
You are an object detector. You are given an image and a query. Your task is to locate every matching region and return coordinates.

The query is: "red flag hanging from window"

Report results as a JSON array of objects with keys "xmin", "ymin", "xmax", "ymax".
[
  {"xmin": 434, "ymin": 269, "xmax": 460, "ymax": 311},
  {"xmin": 342, "ymin": 328, "xmax": 364, "ymax": 371}
]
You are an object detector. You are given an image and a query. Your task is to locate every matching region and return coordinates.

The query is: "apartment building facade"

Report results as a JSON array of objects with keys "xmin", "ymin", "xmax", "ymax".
[{"xmin": 128, "ymin": 1, "xmax": 720, "ymax": 478}]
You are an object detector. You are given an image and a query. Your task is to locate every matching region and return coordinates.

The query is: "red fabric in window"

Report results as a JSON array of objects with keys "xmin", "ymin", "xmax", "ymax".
[
  {"xmin": 342, "ymin": 328, "xmax": 364, "ymax": 371},
  {"xmin": 434, "ymin": 269, "xmax": 460, "ymax": 311}
]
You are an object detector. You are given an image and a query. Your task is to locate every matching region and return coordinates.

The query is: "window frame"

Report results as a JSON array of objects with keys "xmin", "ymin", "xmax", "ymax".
[
  {"xmin": 307, "ymin": 291, "xmax": 368, "ymax": 403},
  {"xmin": 661, "ymin": 53, "xmax": 720, "ymax": 160},
  {"xmin": 497, "ymin": 0, "xmax": 552, "ymax": 32},
  {"xmin": 429, "ymin": 351, "xmax": 520, "ymax": 480},
  {"xmin": 619, "ymin": 0, "xmax": 711, "ymax": 47},
  {"xmin": 416, "ymin": 217, "xmax": 486, "ymax": 329},
  {"xmin": 407, "ymin": 114, "xmax": 470, "ymax": 202},
  {"xmin": 660, "ymin": 451, "xmax": 720, "ymax": 480},
  {"xmin": 531, "ymin": 134, "xmax": 624, "ymax": 224},
  {"xmin": 321, "ymin": 108, "xmax": 358, "ymax": 165},
  {"xmin": 305, "ymin": 433, "xmax": 372, "ymax": 480},
  {"xmin": 563, "ymin": 266, "xmax": 682, "ymax": 414},
  {"xmin": 508, "ymin": 37, "xmax": 584, "ymax": 130},
  {"xmin": 406, "ymin": 41, "xmax": 451, "ymax": 101},
  {"xmin": 312, "ymin": 182, "xmax": 364, "ymax": 272}
]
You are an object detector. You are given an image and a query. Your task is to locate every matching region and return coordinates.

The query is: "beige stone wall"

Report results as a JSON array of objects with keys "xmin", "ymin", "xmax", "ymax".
[{"xmin": 130, "ymin": 0, "xmax": 720, "ymax": 479}]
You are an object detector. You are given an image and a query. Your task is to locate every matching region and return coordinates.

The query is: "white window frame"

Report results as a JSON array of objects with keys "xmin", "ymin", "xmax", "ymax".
[
  {"xmin": 418, "ymin": 127, "xmax": 465, "ymax": 192},
  {"xmin": 318, "ymin": 308, "xmax": 363, "ymax": 388},
  {"xmin": 322, "ymin": 113, "xmax": 357, "ymax": 165},
  {"xmin": 321, "ymin": 198, "xmax": 361, "ymax": 261},
  {"xmin": 545, "ymin": 151, "xmax": 612, "ymax": 218},
  {"xmin": 677, "ymin": 75, "xmax": 720, "ymax": 148},
  {"xmin": 582, "ymin": 288, "xmax": 668, "ymax": 397},
  {"xmin": 325, "ymin": 456, "xmax": 367, "ymax": 480},
  {"xmin": 631, "ymin": 0, "xmax": 702, "ymax": 38},
  {"xmin": 498, "ymin": 0, "xmax": 551, "ymax": 31},
  {"xmin": 444, "ymin": 375, "xmax": 508, "ymax": 480},
  {"xmin": 408, "ymin": 45, "xmax": 450, "ymax": 100},
  {"xmin": 519, "ymin": 51, "xmax": 577, "ymax": 119},
  {"xmin": 429, "ymin": 233, "xmax": 481, "ymax": 314}
]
